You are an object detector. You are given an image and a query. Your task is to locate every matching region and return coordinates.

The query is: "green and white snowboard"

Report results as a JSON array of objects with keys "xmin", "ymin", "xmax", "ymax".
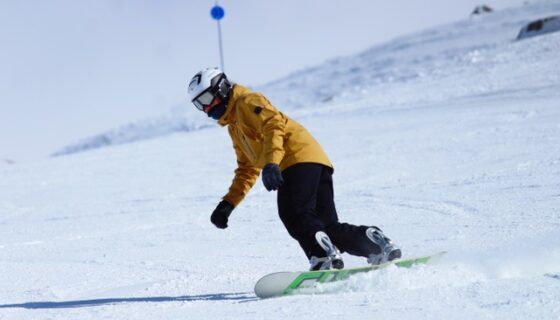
[{"xmin": 254, "ymin": 251, "xmax": 447, "ymax": 298}]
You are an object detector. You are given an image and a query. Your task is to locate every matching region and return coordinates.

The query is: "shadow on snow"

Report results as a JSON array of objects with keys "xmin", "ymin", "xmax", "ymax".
[{"xmin": 0, "ymin": 292, "xmax": 258, "ymax": 309}]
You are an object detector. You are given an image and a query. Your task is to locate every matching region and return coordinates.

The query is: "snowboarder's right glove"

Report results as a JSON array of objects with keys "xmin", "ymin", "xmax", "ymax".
[
  {"xmin": 262, "ymin": 163, "xmax": 284, "ymax": 191},
  {"xmin": 211, "ymin": 200, "xmax": 234, "ymax": 229}
]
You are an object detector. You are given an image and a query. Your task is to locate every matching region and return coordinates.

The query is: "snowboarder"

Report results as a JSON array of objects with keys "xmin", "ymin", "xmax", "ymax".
[{"xmin": 188, "ymin": 68, "xmax": 401, "ymax": 270}]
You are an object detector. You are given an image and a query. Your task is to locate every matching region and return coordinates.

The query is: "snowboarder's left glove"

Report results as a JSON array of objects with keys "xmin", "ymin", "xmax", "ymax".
[
  {"xmin": 262, "ymin": 163, "xmax": 284, "ymax": 191},
  {"xmin": 211, "ymin": 200, "xmax": 234, "ymax": 229}
]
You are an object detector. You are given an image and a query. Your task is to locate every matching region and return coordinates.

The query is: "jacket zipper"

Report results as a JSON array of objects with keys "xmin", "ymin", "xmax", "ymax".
[{"xmin": 241, "ymin": 133, "xmax": 257, "ymax": 162}]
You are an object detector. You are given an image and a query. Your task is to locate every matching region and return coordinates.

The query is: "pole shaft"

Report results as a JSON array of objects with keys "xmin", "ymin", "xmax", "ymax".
[{"xmin": 217, "ymin": 20, "xmax": 225, "ymax": 71}]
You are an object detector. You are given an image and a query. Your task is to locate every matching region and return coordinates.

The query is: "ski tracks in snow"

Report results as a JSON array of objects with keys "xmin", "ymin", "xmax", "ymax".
[{"xmin": 370, "ymin": 195, "xmax": 479, "ymax": 217}]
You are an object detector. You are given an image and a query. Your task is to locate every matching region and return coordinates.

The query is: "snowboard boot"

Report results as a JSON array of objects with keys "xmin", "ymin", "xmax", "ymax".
[
  {"xmin": 309, "ymin": 231, "xmax": 344, "ymax": 271},
  {"xmin": 365, "ymin": 227, "xmax": 402, "ymax": 265}
]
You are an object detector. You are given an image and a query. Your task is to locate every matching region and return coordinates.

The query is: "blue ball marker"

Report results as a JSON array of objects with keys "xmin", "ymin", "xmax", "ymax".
[{"xmin": 211, "ymin": 5, "xmax": 225, "ymax": 20}]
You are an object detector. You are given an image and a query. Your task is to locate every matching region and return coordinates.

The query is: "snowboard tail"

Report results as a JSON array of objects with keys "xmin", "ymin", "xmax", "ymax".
[{"xmin": 254, "ymin": 251, "xmax": 446, "ymax": 298}]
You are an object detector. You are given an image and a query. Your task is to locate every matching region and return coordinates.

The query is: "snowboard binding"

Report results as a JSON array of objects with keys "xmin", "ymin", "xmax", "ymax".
[
  {"xmin": 366, "ymin": 227, "xmax": 402, "ymax": 265},
  {"xmin": 309, "ymin": 231, "xmax": 344, "ymax": 271}
]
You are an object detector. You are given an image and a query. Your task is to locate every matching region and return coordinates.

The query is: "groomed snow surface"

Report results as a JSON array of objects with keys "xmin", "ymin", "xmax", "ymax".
[{"xmin": 2, "ymin": 1, "xmax": 560, "ymax": 319}]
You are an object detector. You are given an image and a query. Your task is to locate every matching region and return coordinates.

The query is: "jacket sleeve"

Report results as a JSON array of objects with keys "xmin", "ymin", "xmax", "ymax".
[{"xmin": 222, "ymin": 128, "xmax": 261, "ymax": 207}]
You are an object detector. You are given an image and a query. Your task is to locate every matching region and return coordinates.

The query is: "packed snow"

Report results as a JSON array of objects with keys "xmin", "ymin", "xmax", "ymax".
[{"xmin": 2, "ymin": 1, "xmax": 560, "ymax": 319}]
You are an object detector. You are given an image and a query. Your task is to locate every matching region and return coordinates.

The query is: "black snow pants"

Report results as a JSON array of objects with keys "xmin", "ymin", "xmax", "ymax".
[{"xmin": 277, "ymin": 163, "xmax": 381, "ymax": 259}]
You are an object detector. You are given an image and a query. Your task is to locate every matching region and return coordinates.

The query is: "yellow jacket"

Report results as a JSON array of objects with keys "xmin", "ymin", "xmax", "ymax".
[{"xmin": 219, "ymin": 84, "xmax": 332, "ymax": 207}]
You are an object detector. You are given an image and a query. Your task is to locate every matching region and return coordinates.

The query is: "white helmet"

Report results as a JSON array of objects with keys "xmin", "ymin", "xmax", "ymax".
[{"xmin": 188, "ymin": 67, "xmax": 232, "ymax": 112}]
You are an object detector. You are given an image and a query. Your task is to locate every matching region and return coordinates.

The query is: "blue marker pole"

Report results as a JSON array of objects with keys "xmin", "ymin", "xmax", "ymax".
[{"xmin": 210, "ymin": 4, "xmax": 225, "ymax": 71}]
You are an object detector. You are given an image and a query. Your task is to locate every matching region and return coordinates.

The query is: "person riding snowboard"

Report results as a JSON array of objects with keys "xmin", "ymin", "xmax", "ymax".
[{"xmin": 188, "ymin": 68, "xmax": 401, "ymax": 270}]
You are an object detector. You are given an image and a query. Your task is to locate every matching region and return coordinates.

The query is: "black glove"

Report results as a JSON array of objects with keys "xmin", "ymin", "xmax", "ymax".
[
  {"xmin": 262, "ymin": 163, "xmax": 284, "ymax": 191},
  {"xmin": 210, "ymin": 200, "xmax": 234, "ymax": 229}
]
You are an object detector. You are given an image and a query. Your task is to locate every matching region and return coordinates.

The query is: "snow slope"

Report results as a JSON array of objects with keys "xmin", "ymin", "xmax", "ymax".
[
  {"xmin": 2, "ymin": 1, "xmax": 560, "ymax": 319},
  {"xmin": 54, "ymin": 0, "xmax": 560, "ymax": 156}
]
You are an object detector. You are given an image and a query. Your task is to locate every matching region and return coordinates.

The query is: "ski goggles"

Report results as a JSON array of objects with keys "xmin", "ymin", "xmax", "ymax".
[{"xmin": 192, "ymin": 90, "xmax": 217, "ymax": 111}]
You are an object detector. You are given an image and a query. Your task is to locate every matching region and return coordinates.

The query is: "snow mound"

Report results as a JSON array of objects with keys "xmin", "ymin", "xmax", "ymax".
[
  {"xmin": 52, "ymin": 108, "xmax": 210, "ymax": 157},
  {"xmin": 260, "ymin": 1, "xmax": 560, "ymax": 109}
]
